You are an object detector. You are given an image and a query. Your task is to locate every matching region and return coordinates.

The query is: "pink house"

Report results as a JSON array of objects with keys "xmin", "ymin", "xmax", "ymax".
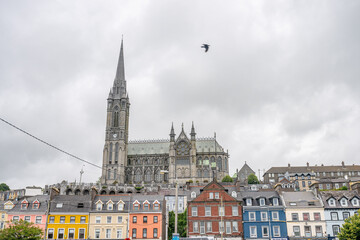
[{"xmin": 7, "ymin": 195, "xmax": 49, "ymax": 232}]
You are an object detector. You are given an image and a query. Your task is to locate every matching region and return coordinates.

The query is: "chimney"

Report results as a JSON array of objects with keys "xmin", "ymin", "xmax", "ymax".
[
  {"xmin": 91, "ymin": 186, "xmax": 98, "ymax": 201},
  {"xmin": 342, "ymin": 161, "xmax": 345, "ymax": 168},
  {"xmin": 50, "ymin": 187, "xmax": 59, "ymax": 201},
  {"xmin": 307, "ymin": 162, "xmax": 309, "ymax": 167},
  {"xmin": 288, "ymin": 163, "xmax": 291, "ymax": 168}
]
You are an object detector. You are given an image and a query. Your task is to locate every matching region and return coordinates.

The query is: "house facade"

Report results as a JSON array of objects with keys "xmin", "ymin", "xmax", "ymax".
[
  {"xmin": 318, "ymin": 190, "xmax": 360, "ymax": 238},
  {"xmin": 281, "ymin": 192, "xmax": 326, "ymax": 239},
  {"xmin": 187, "ymin": 180, "xmax": 243, "ymax": 239},
  {"xmin": 7, "ymin": 195, "xmax": 49, "ymax": 232},
  {"xmin": 47, "ymin": 195, "xmax": 91, "ymax": 239},
  {"xmin": 89, "ymin": 195, "xmax": 130, "ymax": 239},
  {"xmin": 129, "ymin": 195, "xmax": 166, "ymax": 240},
  {"xmin": 241, "ymin": 190, "xmax": 287, "ymax": 240}
]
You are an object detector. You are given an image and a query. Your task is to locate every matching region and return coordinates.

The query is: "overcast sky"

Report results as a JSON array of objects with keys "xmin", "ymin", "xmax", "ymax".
[{"xmin": 1, "ymin": 1, "xmax": 359, "ymax": 189}]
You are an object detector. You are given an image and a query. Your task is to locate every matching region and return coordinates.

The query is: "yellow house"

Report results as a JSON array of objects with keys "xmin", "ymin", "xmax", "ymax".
[
  {"xmin": 88, "ymin": 195, "xmax": 130, "ymax": 239},
  {"xmin": 46, "ymin": 195, "xmax": 91, "ymax": 239},
  {"xmin": 1, "ymin": 201, "xmax": 15, "ymax": 229}
]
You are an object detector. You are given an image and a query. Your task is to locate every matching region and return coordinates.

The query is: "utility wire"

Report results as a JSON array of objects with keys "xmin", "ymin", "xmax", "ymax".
[{"xmin": 0, "ymin": 116, "xmax": 102, "ymax": 170}]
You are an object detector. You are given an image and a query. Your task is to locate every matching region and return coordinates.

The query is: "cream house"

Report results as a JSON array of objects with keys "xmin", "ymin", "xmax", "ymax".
[
  {"xmin": 89, "ymin": 195, "xmax": 130, "ymax": 239},
  {"xmin": 281, "ymin": 191, "xmax": 327, "ymax": 240}
]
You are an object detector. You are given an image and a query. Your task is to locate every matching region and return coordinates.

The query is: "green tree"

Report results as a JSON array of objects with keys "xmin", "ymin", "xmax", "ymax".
[
  {"xmin": 0, "ymin": 219, "xmax": 43, "ymax": 240},
  {"xmin": 0, "ymin": 183, "xmax": 9, "ymax": 192},
  {"xmin": 221, "ymin": 175, "xmax": 233, "ymax": 182},
  {"xmin": 338, "ymin": 210, "xmax": 360, "ymax": 240},
  {"xmin": 247, "ymin": 173, "xmax": 259, "ymax": 184},
  {"xmin": 168, "ymin": 209, "xmax": 187, "ymax": 240}
]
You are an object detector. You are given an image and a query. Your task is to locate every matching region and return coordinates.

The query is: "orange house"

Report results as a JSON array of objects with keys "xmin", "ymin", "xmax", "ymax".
[{"xmin": 129, "ymin": 195, "xmax": 166, "ymax": 240}]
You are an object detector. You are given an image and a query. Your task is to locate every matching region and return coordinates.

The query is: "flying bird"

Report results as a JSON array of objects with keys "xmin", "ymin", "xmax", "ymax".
[{"xmin": 201, "ymin": 44, "xmax": 210, "ymax": 52}]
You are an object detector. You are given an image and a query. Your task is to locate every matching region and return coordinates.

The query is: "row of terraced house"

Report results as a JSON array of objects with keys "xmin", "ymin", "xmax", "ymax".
[{"xmin": 1, "ymin": 178, "xmax": 360, "ymax": 240}]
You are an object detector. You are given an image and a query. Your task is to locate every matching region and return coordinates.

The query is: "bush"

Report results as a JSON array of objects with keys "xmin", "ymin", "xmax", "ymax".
[{"xmin": 222, "ymin": 175, "xmax": 233, "ymax": 182}]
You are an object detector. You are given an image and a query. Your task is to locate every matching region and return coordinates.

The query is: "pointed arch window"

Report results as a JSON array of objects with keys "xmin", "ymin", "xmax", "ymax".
[
  {"xmin": 108, "ymin": 170, "xmax": 111, "ymax": 179},
  {"xmin": 109, "ymin": 143, "xmax": 113, "ymax": 164},
  {"xmin": 203, "ymin": 169, "xmax": 210, "ymax": 178},
  {"xmin": 115, "ymin": 143, "xmax": 119, "ymax": 164},
  {"xmin": 197, "ymin": 169, "xmax": 202, "ymax": 178},
  {"xmin": 113, "ymin": 106, "xmax": 119, "ymax": 127},
  {"xmin": 145, "ymin": 169, "xmax": 151, "ymax": 182},
  {"xmin": 203, "ymin": 157, "xmax": 209, "ymax": 166},
  {"xmin": 114, "ymin": 169, "xmax": 117, "ymax": 180},
  {"xmin": 224, "ymin": 157, "xmax": 228, "ymax": 171},
  {"xmin": 217, "ymin": 157, "xmax": 222, "ymax": 171},
  {"xmin": 197, "ymin": 157, "xmax": 202, "ymax": 165},
  {"xmin": 135, "ymin": 169, "xmax": 142, "ymax": 183},
  {"xmin": 155, "ymin": 169, "xmax": 161, "ymax": 182}
]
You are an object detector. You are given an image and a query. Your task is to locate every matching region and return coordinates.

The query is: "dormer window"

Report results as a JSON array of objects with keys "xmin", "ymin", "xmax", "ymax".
[
  {"xmin": 191, "ymin": 192, "xmax": 196, "ymax": 199},
  {"xmin": 153, "ymin": 200, "xmax": 160, "ymax": 210},
  {"xmin": 133, "ymin": 201, "xmax": 140, "ymax": 210},
  {"xmin": 251, "ymin": 185, "xmax": 257, "ymax": 191},
  {"xmin": 118, "ymin": 202, "xmax": 124, "ymax": 211},
  {"xmin": 352, "ymin": 198, "xmax": 359, "ymax": 206},
  {"xmin": 108, "ymin": 203, "xmax": 113, "ymax": 210},
  {"xmin": 96, "ymin": 203, "xmax": 102, "ymax": 211},
  {"xmin": 21, "ymin": 202, "xmax": 28, "ymax": 210},
  {"xmin": 33, "ymin": 201, "xmax": 39, "ymax": 209},
  {"xmin": 259, "ymin": 198, "xmax": 266, "ymax": 206},
  {"xmin": 143, "ymin": 200, "xmax": 150, "ymax": 210},
  {"xmin": 328, "ymin": 198, "xmax": 336, "ymax": 207},
  {"xmin": 273, "ymin": 198, "xmax": 279, "ymax": 206},
  {"xmin": 246, "ymin": 198, "xmax": 252, "ymax": 206},
  {"xmin": 340, "ymin": 198, "xmax": 348, "ymax": 207}
]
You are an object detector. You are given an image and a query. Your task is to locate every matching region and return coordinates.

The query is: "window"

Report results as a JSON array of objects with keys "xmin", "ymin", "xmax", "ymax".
[
  {"xmin": 314, "ymin": 212, "xmax": 321, "ymax": 221},
  {"xmin": 79, "ymin": 229, "xmax": 85, "ymax": 239},
  {"xmin": 209, "ymin": 192, "xmax": 214, "ymax": 199},
  {"xmin": 329, "ymin": 198, "xmax": 336, "ymax": 206},
  {"xmin": 60, "ymin": 216, "xmax": 65, "ymax": 223},
  {"xmin": 117, "ymin": 229, "xmax": 122, "ymax": 238},
  {"xmin": 303, "ymin": 212, "xmax": 310, "ymax": 221},
  {"xmin": 259, "ymin": 198, "xmax": 265, "ymax": 206},
  {"xmin": 231, "ymin": 191, "xmax": 237, "ymax": 198},
  {"xmin": 200, "ymin": 221, "xmax": 205, "ymax": 234},
  {"xmin": 232, "ymin": 222, "xmax": 238, "ymax": 232},
  {"xmin": 144, "ymin": 204, "xmax": 150, "ymax": 210},
  {"xmin": 273, "ymin": 226, "xmax": 280, "ymax": 237},
  {"xmin": 80, "ymin": 216, "xmax": 86, "ymax": 223},
  {"xmin": 47, "ymin": 229, "xmax": 54, "ymax": 239},
  {"xmin": 246, "ymin": 198, "xmax": 252, "ymax": 206},
  {"xmin": 35, "ymin": 216, "xmax": 42, "ymax": 224},
  {"xmin": 193, "ymin": 222, "xmax": 199, "ymax": 232},
  {"xmin": 58, "ymin": 229, "xmax": 64, "ymax": 239},
  {"xmin": 304, "ymin": 226, "xmax": 311, "ymax": 237},
  {"xmin": 118, "ymin": 203, "xmax": 124, "ymax": 211},
  {"xmin": 143, "ymin": 216, "xmax": 148, "ymax": 223},
  {"xmin": 291, "ymin": 213, "xmax": 298, "ymax": 221},
  {"xmin": 261, "ymin": 212, "xmax": 268, "ymax": 221},
  {"xmin": 327, "ymin": 184, "xmax": 331, "ymax": 190},
  {"xmin": 273, "ymin": 198, "xmax": 279, "ymax": 206},
  {"xmin": 95, "ymin": 229, "xmax": 100, "ymax": 239},
  {"xmin": 153, "ymin": 228, "xmax": 158, "ymax": 238},
  {"xmin": 107, "ymin": 216, "xmax": 112, "ymax": 224},
  {"xmin": 335, "ymin": 183, "xmax": 340, "ymax": 189},
  {"xmin": 215, "ymin": 192, "xmax": 220, "ymax": 199},
  {"xmin": 142, "ymin": 228, "xmax": 147, "ymax": 238},
  {"xmin": 108, "ymin": 203, "xmax": 113, "ymax": 210},
  {"xmin": 207, "ymin": 222, "xmax": 212, "ymax": 232},
  {"xmin": 331, "ymin": 212, "xmax": 338, "ymax": 220},
  {"xmin": 232, "ymin": 206, "xmax": 238, "ymax": 216},
  {"xmin": 205, "ymin": 206, "xmax": 211, "ymax": 216},
  {"xmin": 49, "ymin": 216, "xmax": 55, "ymax": 223},
  {"xmin": 302, "ymin": 181, "xmax": 305, "ymax": 187},
  {"xmin": 333, "ymin": 225, "xmax": 340, "ymax": 236},
  {"xmin": 117, "ymin": 216, "xmax": 122, "ymax": 223},
  {"xmin": 272, "ymin": 211, "xmax": 279, "ymax": 220},
  {"xmin": 249, "ymin": 212, "xmax": 256, "ymax": 221},
  {"xmin": 132, "ymin": 229, "xmax": 137, "ymax": 238},
  {"xmin": 96, "ymin": 203, "xmax": 102, "ymax": 210},
  {"xmin": 250, "ymin": 226, "xmax": 257, "ymax": 238},
  {"xmin": 68, "ymin": 229, "xmax": 75, "ymax": 239},
  {"xmin": 12, "ymin": 216, "xmax": 19, "ymax": 222},
  {"xmin": 21, "ymin": 202, "xmax": 28, "ymax": 209},
  {"xmin": 340, "ymin": 198, "xmax": 348, "ymax": 206},
  {"xmin": 226, "ymin": 221, "xmax": 231, "ymax": 234},
  {"xmin": 96, "ymin": 216, "xmax": 101, "ymax": 223},
  {"xmin": 154, "ymin": 203, "xmax": 160, "ymax": 210},
  {"xmin": 219, "ymin": 222, "xmax": 224, "ymax": 233},
  {"xmin": 33, "ymin": 202, "xmax": 39, "ymax": 209},
  {"xmin": 343, "ymin": 212, "xmax": 350, "ymax": 220},
  {"xmin": 219, "ymin": 206, "xmax": 224, "ymax": 216},
  {"xmin": 133, "ymin": 216, "xmax": 137, "ymax": 223},
  {"xmin": 133, "ymin": 203, "xmax": 140, "ymax": 210},
  {"xmin": 191, "ymin": 192, "xmax": 196, "ymax": 198},
  {"xmin": 293, "ymin": 226, "xmax": 300, "ymax": 237},
  {"xmin": 24, "ymin": 216, "xmax": 31, "ymax": 222},
  {"xmin": 352, "ymin": 198, "xmax": 359, "ymax": 206},
  {"xmin": 315, "ymin": 226, "xmax": 322, "ymax": 237},
  {"xmin": 70, "ymin": 216, "xmax": 75, "ymax": 223},
  {"xmin": 106, "ymin": 229, "xmax": 111, "ymax": 239},
  {"xmin": 319, "ymin": 184, "xmax": 323, "ymax": 190},
  {"xmin": 192, "ymin": 207, "xmax": 198, "ymax": 216},
  {"xmin": 262, "ymin": 226, "xmax": 269, "ymax": 237}
]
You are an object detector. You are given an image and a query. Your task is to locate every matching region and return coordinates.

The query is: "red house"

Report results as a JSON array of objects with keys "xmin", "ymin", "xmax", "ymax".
[{"xmin": 187, "ymin": 179, "xmax": 243, "ymax": 239}]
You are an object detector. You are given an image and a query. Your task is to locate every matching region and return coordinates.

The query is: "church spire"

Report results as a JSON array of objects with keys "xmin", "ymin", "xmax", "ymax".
[
  {"xmin": 191, "ymin": 121, "xmax": 196, "ymax": 140},
  {"xmin": 170, "ymin": 122, "xmax": 175, "ymax": 142},
  {"xmin": 115, "ymin": 37, "xmax": 125, "ymax": 82}
]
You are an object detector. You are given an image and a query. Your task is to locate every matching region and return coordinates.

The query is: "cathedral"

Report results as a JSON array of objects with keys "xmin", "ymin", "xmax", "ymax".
[{"xmin": 100, "ymin": 40, "xmax": 229, "ymax": 185}]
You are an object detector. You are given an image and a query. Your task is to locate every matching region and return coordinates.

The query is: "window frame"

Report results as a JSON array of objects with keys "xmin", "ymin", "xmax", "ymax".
[
  {"xmin": 78, "ymin": 228, "xmax": 85, "ymax": 239},
  {"xmin": 250, "ymin": 226, "xmax": 257, "ymax": 238},
  {"xmin": 47, "ymin": 228, "xmax": 54, "ymax": 239},
  {"xmin": 273, "ymin": 226, "xmax": 280, "ymax": 237},
  {"xmin": 205, "ymin": 206, "xmax": 211, "ymax": 216},
  {"xmin": 262, "ymin": 226, "xmax": 269, "ymax": 238},
  {"xmin": 272, "ymin": 211, "xmax": 279, "ymax": 221},
  {"xmin": 192, "ymin": 206, "xmax": 198, "ymax": 216},
  {"xmin": 249, "ymin": 212, "xmax": 256, "ymax": 221},
  {"xmin": 68, "ymin": 228, "xmax": 75, "ymax": 239}
]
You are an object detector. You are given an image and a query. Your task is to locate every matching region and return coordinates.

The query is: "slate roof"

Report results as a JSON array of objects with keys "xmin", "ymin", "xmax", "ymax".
[
  {"xmin": 281, "ymin": 192, "xmax": 322, "ymax": 207},
  {"xmin": 239, "ymin": 191, "xmax": 280, "ymax": 206},
  {"xmin": 319, "ymin": 190, "xmax": 360, "ymax": 208},
  {"xmin": 128, "ymin": 138, "xmax": 225, "ymax": 155},
  {"xmin": 266, "ymin": 164, "xmax": 360, "ymax": 174},
  {"xmin": 91, "ymin": 195, "xmax": 131, "ymax": 213},
  {"xmin": 129, "ymin": 194, "xmax": 165, "ymax": 213},
  {"xmin": 50, "ymin": 195, "xmax": 92, "ymax": 213},
  {"xmin": 7, "ymin": 195, "xmax": 49, "ymax": 214}
]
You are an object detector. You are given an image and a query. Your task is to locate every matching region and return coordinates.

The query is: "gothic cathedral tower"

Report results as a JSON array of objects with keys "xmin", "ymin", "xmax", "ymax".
[{"xmin": 101, "ymin": 39, "xmax": 130, "ymax": 185}]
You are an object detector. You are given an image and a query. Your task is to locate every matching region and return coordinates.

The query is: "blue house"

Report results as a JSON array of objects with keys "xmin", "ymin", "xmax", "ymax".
[{"xmin": 241, "ymin": 188, "xmax": 287, "ymax": 239}]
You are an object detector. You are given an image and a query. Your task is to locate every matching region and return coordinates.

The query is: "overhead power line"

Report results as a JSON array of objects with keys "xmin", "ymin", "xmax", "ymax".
[{"xmin": 0, "ymin": 116, "xmax": 102, "ymax": 170}]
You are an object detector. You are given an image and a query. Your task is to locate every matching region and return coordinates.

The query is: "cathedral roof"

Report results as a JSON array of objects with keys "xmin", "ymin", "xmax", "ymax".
[{"xmin": 128, "ymin": 138, "xmax": 225, "ymax": 155}]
